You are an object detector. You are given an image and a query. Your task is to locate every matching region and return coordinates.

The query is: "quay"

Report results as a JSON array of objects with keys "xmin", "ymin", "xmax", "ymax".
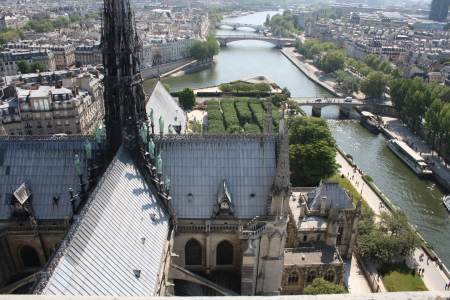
[
  {"xmin": 336, "ymin": 147, "xmax": 450, "ymax": 291},
  {"xmin": 280, "ymin": 47, "xmax": 342, "ymax": 97}
]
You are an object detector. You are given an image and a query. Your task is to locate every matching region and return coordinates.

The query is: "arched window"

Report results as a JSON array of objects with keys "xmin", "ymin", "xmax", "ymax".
[
  {"xmin": 325, "ymin": 270, "xmax": 335, "ymax": 282},
  {"xmin": 20, "ymin": 246, "xmax": 40, "ymax": 268},
  {"xmin": 287, "ymin": 271, "xmax": 299, "ymax": 285},
  {"xmin": 307, "ymin": 270, "xmax": 316, "ymax": 283},
  {"xmin": 216, "ymin": 240, "xmax": 233, "ymax": 265},
  {"xmin": 185, "ymin": 239, "xmax": 202, "ymax": 266}
]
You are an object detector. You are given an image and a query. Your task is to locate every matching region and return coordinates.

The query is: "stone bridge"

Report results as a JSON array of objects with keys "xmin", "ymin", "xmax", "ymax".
[
  {"xmin": 216, "ymin": 35, "xmax": 296, "ymax": 48},
  {"xmin": 292, "ymin": 97, "xmax": 375, "ymax": 117},
  {"xmin": 216, "ymin": 22, "xmax": 266, "ymax": 32}
]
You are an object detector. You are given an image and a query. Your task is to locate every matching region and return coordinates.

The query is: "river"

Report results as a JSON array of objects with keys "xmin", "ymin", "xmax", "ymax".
[{"xmin": 144, "ymin": 11, "xmax": 449, "ymax": 268}]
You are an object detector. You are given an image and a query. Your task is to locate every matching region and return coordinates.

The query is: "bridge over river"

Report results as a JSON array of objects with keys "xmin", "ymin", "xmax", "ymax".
[
  {"xmin": 292, "ymin": 97, "xmax": 391, "ymax": 117},
  {"xmin": 216, "ymin": 35, "xmax": 296, "ymax": 48},
  {"xmin": 216, "ymin": 22, "xmax": 266, "ymax": 32}
]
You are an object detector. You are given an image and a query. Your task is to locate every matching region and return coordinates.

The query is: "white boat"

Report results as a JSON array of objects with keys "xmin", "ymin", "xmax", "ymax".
[
  {"xmin": 443, "ymin": 195, "xmax": 450, "ymax": 213},
  {"xmin": 387, "ymin": 139, "xmax": 433, "ymax": 178}
]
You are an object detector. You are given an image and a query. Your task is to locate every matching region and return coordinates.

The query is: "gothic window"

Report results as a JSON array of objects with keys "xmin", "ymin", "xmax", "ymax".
[
  {"xmin": 336, "ymin": 226, "xmax": 344, "ymax": 244},
  {"xmin": 287, "ymin": 271, "xmax": 299, "ymax": 285},
  {"xmin": 307, "ymin": 270, "xmax": 316, "ymax": 283},
  {"xmin": 20, "ymin": 246, "xmax": 40, "ymax": 268},
  {"xmin": 216, "ymin": 240, "xmax": 233, "ymax": 265},
  {"xmin": 324, "ymin": 270, "xmax": 335, "ymax": 282},
  {"xmin": 303, "ymin": 235, "xmax": 307, "ymax": 242},
  {"xmin": 185, "ymin": 239, "xmax": 202, "ymax": 266}
]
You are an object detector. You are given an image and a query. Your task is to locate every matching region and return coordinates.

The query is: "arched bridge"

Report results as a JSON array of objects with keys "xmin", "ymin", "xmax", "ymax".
[
  {"xmin": 216, "ymin": 35, "xmax": 296, "ymax": 48},
  {"xmin": 293, "ymin": 97, "xmax": 365, "ymax": 107},
  {"xmin": 216, "ymin": 22, "xmax": 266, "ymax": 32},
  {"xmin": 292, "ymin": 97, "xmax": 390, "ymax": 117}
]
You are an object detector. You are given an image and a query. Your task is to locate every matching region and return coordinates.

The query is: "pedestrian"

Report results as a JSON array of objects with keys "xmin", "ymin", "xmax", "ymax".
[
  {"xmin": 445, "ymin": 283, "xmax": 448, "ymax": 290},
  {"xmin": 421, "ymin": 269, "xmax": 425, "ymax": 277},
  {"xmin": 427, "ymin": 257, "xmax": 430, "ymax": 265}
]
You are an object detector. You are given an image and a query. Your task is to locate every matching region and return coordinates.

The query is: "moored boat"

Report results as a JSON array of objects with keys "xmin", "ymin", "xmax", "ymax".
[
  {"xmin": 360, "ymin": 111, "xmax": 380, "ymax": 134},
  {"xmin": 387, "ymin": 139, "xmax": 433, "ymax": 178},
  {"xmin": 443, "ymin": 195, "xmax": 450, "ymax": 213}
]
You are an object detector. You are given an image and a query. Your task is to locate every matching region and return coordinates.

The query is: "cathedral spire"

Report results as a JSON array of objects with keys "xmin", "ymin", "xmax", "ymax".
[
  {"xmin": 102, "ymin": 0, "xmax": 147, "ymax": 155},
  {"xmin": 273, "ymin": 116, "xmax": 290, "ymax": 194},
  {"xmin": 270, "ymin": 112, "xmax": 291, "ymax": 216}
]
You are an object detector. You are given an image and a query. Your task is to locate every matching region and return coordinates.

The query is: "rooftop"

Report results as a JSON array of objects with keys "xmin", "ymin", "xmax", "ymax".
[{"xmin": 284, "ymin": 243, "xmax": 342, "ymax": 266}]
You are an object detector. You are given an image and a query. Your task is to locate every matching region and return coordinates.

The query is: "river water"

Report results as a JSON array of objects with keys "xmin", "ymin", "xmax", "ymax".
[{"xmin": 144, "ymin": 11, "xmax": 450, "ymax": 268}]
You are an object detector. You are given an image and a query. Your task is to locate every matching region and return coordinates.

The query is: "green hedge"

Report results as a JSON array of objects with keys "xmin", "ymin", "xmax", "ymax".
[
  {"xmin": 220, "ymin": 100, "xmax": 241, "ymax": 133},
  {"xmin": 206, "ymin": 100, "xmax": 225, "ymax": 133},
  {"xmin": 219, "ymin": 81, "xmax": 271, "ymax": 93},
  {"xmin": 249, "ymin": 100, "xmax": 265, "ymax": 130},
  {"xmin": 243, "ymin": 123, "xmax": 261, "ymax": 134},
  {"xmin": 235, "ymin": 100, "xmax": 253, "ymax": 125}
]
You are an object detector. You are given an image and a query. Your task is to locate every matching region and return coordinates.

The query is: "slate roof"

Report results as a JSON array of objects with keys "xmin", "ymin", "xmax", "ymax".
[
  {"xmin": 159, "ymin": 135, "xmax": 277, "ymax": 219},
  {"xmin": 39, "ymin": 146, "xmax": 169, "ymax": 296},
  {"xmin": 146, "ymin": 81, "xmax": 186, "ymax": 135},
  {"xmin": 0, "ymin": 137, "xmax": 92, "ymax": 220},
  {"xmin": 308, "ymin": 182, "xmax": 354, "ymax": 211}
]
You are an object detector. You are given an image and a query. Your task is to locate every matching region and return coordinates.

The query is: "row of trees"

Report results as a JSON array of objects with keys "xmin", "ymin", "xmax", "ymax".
[
  {"xmin": 390, "ymin": 78, "xmax": 450, "ymax": 156},
  {"xmin": 0, "ymin": 28, "xmax": 23, "ymax": 47},
  {"xmin": 296, "ymin": 39, "xmax": 392, "ymax": 99},
  {"xmin": 189, "ymin": 35, "xmax": 219, "ymax": 62},
  {"xmin": 265, "ymin": 11, "xmax": 298, "ymax": 38},
  {"xmin": 16, "ymin": 60, "xmax": 46, "ymax": 74},
  {"xmin": 24, "ymin": 15, "xmax": 82, "ymax": 33}
]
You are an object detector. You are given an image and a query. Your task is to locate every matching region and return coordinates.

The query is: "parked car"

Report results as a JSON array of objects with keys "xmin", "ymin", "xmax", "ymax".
[{"xmin": 345, "ymin": 97, "xmax": 353, "ymax": 103}]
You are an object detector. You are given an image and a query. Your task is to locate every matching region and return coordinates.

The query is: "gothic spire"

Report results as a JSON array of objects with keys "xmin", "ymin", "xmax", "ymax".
[
  {"xmin": 102, "ymin": 0, "xmax": 146, "ymax": 154},
  {"xmin": 272, "ymin": 115, "xmax": 290, "ymax": 195}
]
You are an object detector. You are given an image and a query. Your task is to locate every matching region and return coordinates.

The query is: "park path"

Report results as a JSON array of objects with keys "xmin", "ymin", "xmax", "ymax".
[{"xmin": 336, "ymin": 151, "xmax": 449, "ymax": 291}]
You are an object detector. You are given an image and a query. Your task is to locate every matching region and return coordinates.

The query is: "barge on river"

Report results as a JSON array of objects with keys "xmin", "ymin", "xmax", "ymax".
[
  {"xmin": 443, "ymin": 195, "xmax": 450, "ymax": 213},
  {"xmin": 360, "ymin": 111, "xmax": 380, "ymax": 134},
  {"xmin": 387, "ymin": 139, "xmax": 433, "ymax": 178}
]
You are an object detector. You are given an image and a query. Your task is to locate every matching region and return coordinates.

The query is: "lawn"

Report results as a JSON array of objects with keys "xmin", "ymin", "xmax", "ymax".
[{"xmin": 380, "ymin": 264, "xmax": 427, "ymax": 292}]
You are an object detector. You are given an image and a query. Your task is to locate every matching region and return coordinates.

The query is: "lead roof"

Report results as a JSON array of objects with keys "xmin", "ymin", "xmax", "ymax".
[
  {"xmin": 0, "ymin": 137, "xmax": 92, "ymax": 220},
  {"xmin": 39, "ymin": 146, "xmax": 169, "ymax": 296},
  {"xmin": 159, "ymin": 135, "xmax": 277, "ymax": 219}
]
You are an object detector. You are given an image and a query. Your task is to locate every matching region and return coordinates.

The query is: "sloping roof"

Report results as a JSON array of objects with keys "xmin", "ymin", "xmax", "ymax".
[
  {"xmin": 146, "ymin": 81, "xmax": 186, "ymax": 135},
  {"xmin": 159, "ymin": 135, "xmax": 277, "ymax": 219},
  {"xmin": 0, "ymin": 137, "xmax": 92, "ymax": 220},
  {"xmin": 308, "ymin": 182, "xmax": 354, "ymax": 211},
  {"xmin": 39, "ymin": 147, "xmax": 169, "ymax": 296}
]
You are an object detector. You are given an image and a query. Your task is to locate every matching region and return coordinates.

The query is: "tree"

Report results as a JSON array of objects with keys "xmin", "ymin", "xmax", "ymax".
[
  {"xmin": 358, "ymin": 210, "xmax": 419, "ymax": 265},
  {"xmin": 190, "ymin": 35, "xmax": 219, "ymax": 62},
  {"xmin": 289, "ymin": 116, "xmax": 337, "ymax": 186},
  {"xmin": 317, "ymin": 50, "xmax": 345, "ymax": 73},
  {"xmin": 30, "ymin": 61, "xmax": 46, "ymax": 72},
  {"xmin": 335, "ymin": 70, "xmax": 360, "ymax": 96},
  {"xmin": 361, "ymin": 71, "xmax": 388, "ymax": 99},
  {"xmin": 178, "ymin": 88, "xmax": 196, "ymax": 111},
  {"xmin": 16, "ymin": 60, "xmax": 31, "ymax": 74},
  {"xmin": 304, "ymin": 278, "xmax": 346, "ymax": 295}
]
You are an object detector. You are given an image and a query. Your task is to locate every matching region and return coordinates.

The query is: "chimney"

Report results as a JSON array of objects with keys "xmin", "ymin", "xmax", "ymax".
[{"xmin": 320, "ymin": 196, "xmax": 327, "ymax": 214}]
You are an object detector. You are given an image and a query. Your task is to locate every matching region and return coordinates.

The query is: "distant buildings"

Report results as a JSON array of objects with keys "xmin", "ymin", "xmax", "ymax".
[
  {"xmin": 429, "ymin": 0, "xmax": 450, "ymax": 21},
  {"xmin": 0, "ymin": 68, "xmax": 104, "ymax": 136},
  {"xmin": 0, "ymin": 50, "xmax": 56, "ymax": 76}
]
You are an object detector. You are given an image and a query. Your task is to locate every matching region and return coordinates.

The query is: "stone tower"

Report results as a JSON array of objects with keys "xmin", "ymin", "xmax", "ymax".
[
  {"xmin": 102, "ymin": 0, "xmax": 147, "ymax": 154},
  {"xmin": 270, "ymin": 116, "xmax": 291, "ymax": 216}
]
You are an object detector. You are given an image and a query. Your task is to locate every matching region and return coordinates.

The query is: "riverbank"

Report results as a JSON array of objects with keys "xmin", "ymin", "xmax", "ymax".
[
  {"xmin": 336, "ymin": 147, "xmax": 450, "ymax": 291},
  {"xmin": 280, "ymin": 47, "xmax": 342, "ymax": 97},
  {"xmin": 141, "ymin": 58, "xmax": 213, "ymax": 80}
]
